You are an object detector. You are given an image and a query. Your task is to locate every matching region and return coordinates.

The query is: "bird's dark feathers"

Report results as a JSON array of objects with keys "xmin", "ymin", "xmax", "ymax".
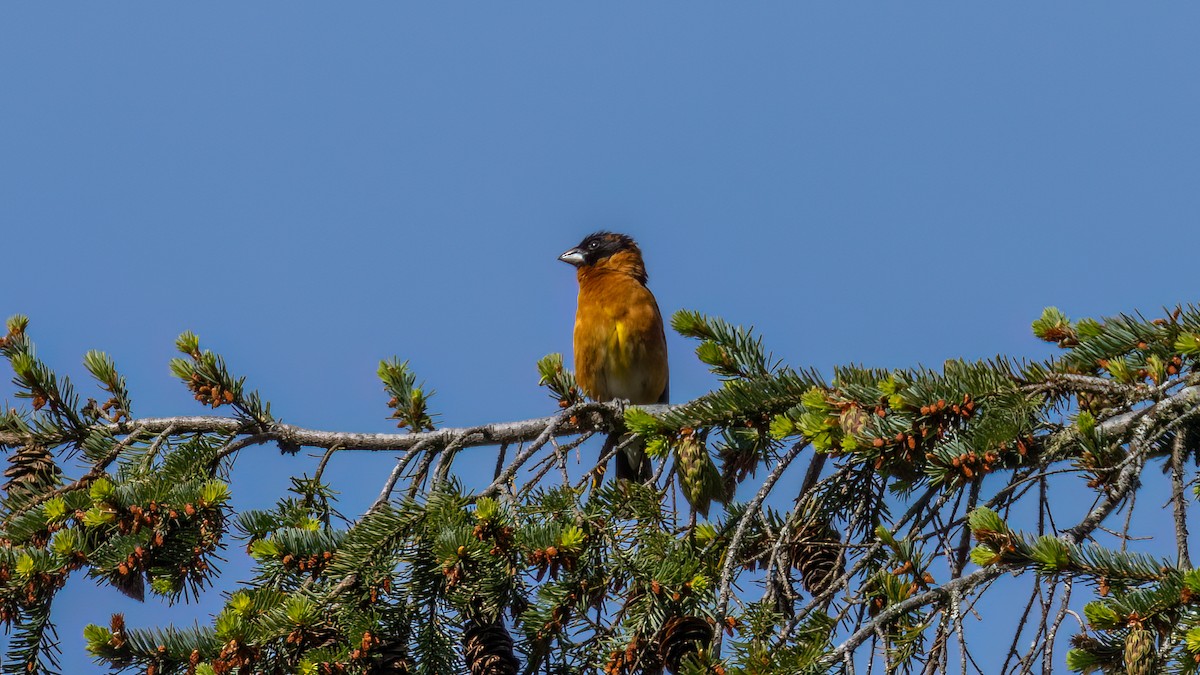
[{"xmin": 572, "ymin": 231, "xmax": 639, "ymax": 267}]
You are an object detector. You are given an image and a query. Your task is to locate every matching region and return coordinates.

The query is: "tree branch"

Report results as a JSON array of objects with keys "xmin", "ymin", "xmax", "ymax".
[
  {"xmin": 713, "ymin": 439, "xmax": 810, "ymax": 655},
  {"xmin": 820, "ymin": 384, "xmax": 1198, "ymax": 667},
  {"xmin": 0, "ymin": 402, "xmax": 670, "ymax": 454},
  {"xmin": 1171, "ymin": 428, "xmax": 1191, "ymax": 568}
]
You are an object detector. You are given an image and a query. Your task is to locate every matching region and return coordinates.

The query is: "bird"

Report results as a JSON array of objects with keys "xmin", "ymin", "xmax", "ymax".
[{"xmin": 559, "ymin": 231, "xmax": 669, "ymax": 482}]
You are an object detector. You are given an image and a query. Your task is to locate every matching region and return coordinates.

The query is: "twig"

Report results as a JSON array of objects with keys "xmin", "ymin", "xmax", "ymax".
[
  {"xmin": 822, "ymin": 565, "xmax": 1013, "ymax": 668},
  {"xmin": 573, "ymin": 432, "xmax": 635, "ymax": 491},
  {"xmin": 1043, "ymin": 577, "xmax": 1072, "ymax": 674},
  {"xmin": 952, "ymin": 479, "xmax": 982, "ymax": 576},
  {"xmin": 369, "ymin": 440, "xmax": 432, "ymax": 514},
  {"xmin": 431, "ymin": 427, "xmax": 490, "ymax": 489},
  {"xmin": 520, "ymin": 433, "xmax": 593, "ymax": 499},
  {"xmin": 1171, "ymin": 428, "xmax": 1192, "ymax": 567},
  {"xmin": 713, "ymin": 439, "xmax": 809, "ymax": 655},
  {"xmin": 214, "ymin": 432, "xmax": 273, "ymax": 462},
  {"xmin": 480, "ymin": 403, "xmax": 617, "ymax": 498},
  {"xmin": 405, "ymin": 450, "xmax": 440, "ymax": 500},
  {"xmin": 311, "ymin": 446, "xmax": 340, "ymax": 486},
  {"xmin": 825, "ymin": 401, "xmax": 1165, "ymax": 669},
  {"xmin": 781, "ymin": 483, "xmax": 940, "ymax": 644},
  {"xmin": 493, "ymin": 443, "xmax": 509, "ymax": 481},
  {"xmin": 999, "ymin": 580, "xmax": 1039, "ymax": 675},
  {"xmin": 1063, "ymin": 443, "xmax": 1147, "ymax": 545}
]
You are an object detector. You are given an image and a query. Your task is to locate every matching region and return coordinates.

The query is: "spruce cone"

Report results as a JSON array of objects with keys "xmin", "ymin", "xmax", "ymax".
[
  {"xmin": 1123, "ymin": 626, "xmax": 1156, "ymax": 675},
  {"xmin": 3, "ymin": 444, "xmax": 61, "ymax": 500},
  {"xmin": 791, "ymin": 521, "xmax": 843, "ymax": 596},
  {"xmin": 369, "ymin": 637, "xmax": 412, "ymax": 674},
  {"xmin": 677, "ymin": 434, "xmax": 725, "ymax": 518},
  {"xmin": 656, "ymin": 616, "xmax": 713, "ymax": 674},
  {"xmin": 463, "ymin": 620, "xmax": 519, "ymax": 675}
]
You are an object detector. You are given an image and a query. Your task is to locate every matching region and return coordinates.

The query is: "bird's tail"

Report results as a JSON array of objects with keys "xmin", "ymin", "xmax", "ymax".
[{"xmin": 601, "ymin": 432, "xmax": 652, "ymax": 483}]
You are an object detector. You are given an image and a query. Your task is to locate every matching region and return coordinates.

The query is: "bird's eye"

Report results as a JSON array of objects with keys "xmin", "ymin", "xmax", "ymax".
[{"xmin": 587, "ymin": 240, "xmax": 599, "ymax": 250}]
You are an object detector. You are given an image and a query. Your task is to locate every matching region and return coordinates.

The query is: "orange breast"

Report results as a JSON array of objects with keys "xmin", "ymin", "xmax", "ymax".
[{"xmin": 573, "ymin": 270, "xmax": 668, "ymax": 404}]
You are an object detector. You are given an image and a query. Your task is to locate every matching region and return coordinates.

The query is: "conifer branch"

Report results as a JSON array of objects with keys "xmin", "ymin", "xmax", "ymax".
[
  {"xmin": 7, "ymin": 306, "xmax": 1200, "ymax": 672},
  {"xmin": 478, "ymin": 402, "xmax": 626, "ymax": 497},
  {"xmin": 1170, "ymin": 429, "xmax": 1191, "ymax": 568},
  {"xmin": 0, "ymin": 403, "xmax": 669, "ymax": 455},
  {"xmin": 823, "ymin": 565, "xmax": 1013, "ymax": 667},
  {"xmin": 820, "ymin": 382, "xmax": 1177, "ymax": 667},
  {"xmin": 713, "ymin": 440, "xmax": 809, "ymax": 654}
]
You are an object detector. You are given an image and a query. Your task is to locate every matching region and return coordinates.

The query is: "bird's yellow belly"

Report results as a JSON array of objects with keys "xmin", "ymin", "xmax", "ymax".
[{"xmin": 595, "ymin": 322, "xmax": 662, "ymax": 402}]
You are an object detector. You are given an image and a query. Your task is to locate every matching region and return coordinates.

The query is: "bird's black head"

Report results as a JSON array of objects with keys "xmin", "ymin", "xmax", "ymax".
[{"xmin": 558, "ymin": 231, "xmax": 639, "ymax": 268}]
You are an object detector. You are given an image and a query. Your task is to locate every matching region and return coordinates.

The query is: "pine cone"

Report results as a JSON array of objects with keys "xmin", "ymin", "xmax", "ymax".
[
  {"xmin": 368, "ymin": 637, "xmax": 411, "ymax": 674},
  {"xmin": 3, "ymin": 444, "xmax": 61, "ymax": 500},
  {"xmin": 838, "ymin": 404, "xmax": 869, "ymax": 436},
  {"xmin": 677, "ymin": 434, "xmax": 726, "ymax": 518},
  {"xmin": 656, "ymin": 616, "xmax": 713, "ymax": 674},
  {"xmin": 791, "ymin": 521, "xmax": 843, "ymax": 597},
  {"xmin": 463, "ymin": 620, "xmax": 519, "ymax": 675},
  {"xmin": 1123, "ymin": 626, "xmax": 1156, "ymax": 675}
]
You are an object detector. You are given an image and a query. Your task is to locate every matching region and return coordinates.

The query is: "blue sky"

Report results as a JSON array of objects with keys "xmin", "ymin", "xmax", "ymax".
[{"xmin": 3, "ymin": 4, "xmax": 1200, "ymax": 671}]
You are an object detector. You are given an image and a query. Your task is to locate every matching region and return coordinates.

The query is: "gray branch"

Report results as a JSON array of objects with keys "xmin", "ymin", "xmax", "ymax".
[
  {"xmin": 819, "ymin": 383, "xmax": 1200, "ymax": 668},
  {"xmin": 0, "ymin": 402, "xmax": 672, "ymax": 454}
]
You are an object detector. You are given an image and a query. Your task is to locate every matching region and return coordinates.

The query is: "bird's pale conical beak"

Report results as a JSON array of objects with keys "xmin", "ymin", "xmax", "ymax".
[{"xmin": 558, "ymin": 247, "xmax": 585, "ymax": 266}]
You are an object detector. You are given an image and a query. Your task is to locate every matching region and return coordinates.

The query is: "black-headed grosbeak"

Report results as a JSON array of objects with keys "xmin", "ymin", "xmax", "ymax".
[{"xmin": 559, "ymin": 232, "xmax": 669, "ymax": 482}]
